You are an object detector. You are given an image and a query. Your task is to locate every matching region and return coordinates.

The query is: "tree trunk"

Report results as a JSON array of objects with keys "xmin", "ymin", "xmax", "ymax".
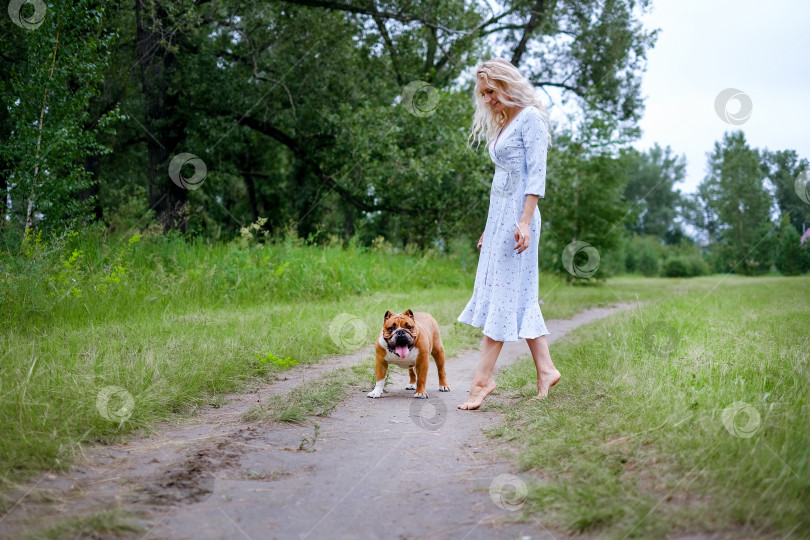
[
  {"xmin": 292, "ymin": 158, "xmax": 312, "ymax": 235},
  {"xmin": 512, "ymin": 0, "xmax": 557, "ymax": 67},
  {"xmin": 134, "ymin": 0, "xmax": 188, "ymax": 232},
  {"xmin": 343, "ymin": 211, "xmax": 353, "ymax": 240},
  {"xmin": 243, "ymin": 173, "xmax": 260, "ymax": 224}
]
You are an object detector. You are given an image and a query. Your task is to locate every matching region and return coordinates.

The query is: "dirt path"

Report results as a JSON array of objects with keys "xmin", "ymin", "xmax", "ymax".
[{"xmin": 1, "ymin": 302, "xmax": 640, "ymax": 539}]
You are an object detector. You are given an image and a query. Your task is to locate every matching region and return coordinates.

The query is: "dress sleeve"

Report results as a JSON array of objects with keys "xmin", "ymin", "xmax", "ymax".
[{"xmin": 520, "ymin": 108, "xmax": 549, "ymax": 197}]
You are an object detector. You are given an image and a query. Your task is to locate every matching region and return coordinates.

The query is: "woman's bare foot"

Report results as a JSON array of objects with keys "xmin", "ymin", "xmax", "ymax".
[
  {"xmin": 458, "ymin": 381, "xmax": 497, "ymax": 410},
  {"xmin": 529, "ymin": 369, "xmax": 561, "ymax": 401}
]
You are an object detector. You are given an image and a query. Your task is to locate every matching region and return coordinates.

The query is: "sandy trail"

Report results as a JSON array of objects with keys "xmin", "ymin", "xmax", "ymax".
[{"xmin": 0, "ymin": 302, "xmax": 640, "ymax": 539}]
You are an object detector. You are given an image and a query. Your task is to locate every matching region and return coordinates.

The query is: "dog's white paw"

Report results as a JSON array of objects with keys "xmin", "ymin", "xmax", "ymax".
[
  {"xmin": 405, "ymin": 383, "xmax": 416, "ymax": 390},
  {"xmin": 439, "ymin": 386, "xmax": 450, "ymax": 392},
  {"xmin": 413, "ymin": 392, "xmax": 429, "ymax": 399},
  {"xmin": 367, "ymin": 388, "xmax": 384, "ymax": 398}
]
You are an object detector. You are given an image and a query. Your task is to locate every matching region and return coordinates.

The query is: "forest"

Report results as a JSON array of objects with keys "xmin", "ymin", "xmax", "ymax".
[{"xmin": 1, "ymin": 0, "xmax": 809, "ymax": 279}]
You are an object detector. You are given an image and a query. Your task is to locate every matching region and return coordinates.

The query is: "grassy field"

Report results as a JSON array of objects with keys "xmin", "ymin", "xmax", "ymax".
[
  {"xmin": 2, "ymin": 229, "xmax": 806, "ymax": 539},
  {"xmin": 0, "ymin": 228, "xmax": 681, "ymax": 491},
  {"xmin": 491, "ymin": 275, "xmax": 810, "ymax": 538}
]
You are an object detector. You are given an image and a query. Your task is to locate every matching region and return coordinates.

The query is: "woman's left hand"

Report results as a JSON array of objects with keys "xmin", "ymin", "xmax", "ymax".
[{"xmin": 514, "ymin": 223, "xmax": 530, "ymax": 253}]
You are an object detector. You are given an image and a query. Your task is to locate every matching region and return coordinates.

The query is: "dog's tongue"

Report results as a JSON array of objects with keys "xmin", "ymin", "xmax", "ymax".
[{"xmin": 395, "ymin": 345, "xmax": 409, "ymax": 359}]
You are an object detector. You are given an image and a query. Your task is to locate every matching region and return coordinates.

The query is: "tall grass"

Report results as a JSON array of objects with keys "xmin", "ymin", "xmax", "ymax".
[
  {"xmin": 0, "ymin": 223, "xmax": 478, "ymax": 328},
  {"xmin": 492, "ymin": 275, "xmax": 810, "ymax": 538}
]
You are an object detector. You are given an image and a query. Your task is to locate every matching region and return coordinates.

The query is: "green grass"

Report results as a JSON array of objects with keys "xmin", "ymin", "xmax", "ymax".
[
  {"xmin": 0, "ymin": 225, "xmax": 701, "ymax": 498},
  {"xmin": 24, "ymin": 507, "xmax": 143, "ymax": 539},
  {"xmin": 0, "ymin": 277, "xmax": 482, "ymax": 485},
  {"xmin": 490, "ymin": 275, "xmax": 810, "ymax": 539}
]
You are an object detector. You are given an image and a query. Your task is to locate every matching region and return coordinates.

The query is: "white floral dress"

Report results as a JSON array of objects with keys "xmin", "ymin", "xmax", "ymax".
[{"xmin": 457, "ymin": 105, "xmax": 550, "ymax": 342}]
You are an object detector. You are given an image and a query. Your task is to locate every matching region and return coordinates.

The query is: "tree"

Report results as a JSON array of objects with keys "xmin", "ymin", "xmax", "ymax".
[
  {"xmin": 274, "ymin": 0, "xmax": 657, "ymax": 125},
  {"xmin": 680, "ymin": 186, "xmax": 720, "ymax": 248},
  {"xmin": 539, "ymin": 110, "xmax": 630, "ymax": 280},
  {"xmin": 3, "ymin": 0, "xmax": 659, "ymax": 244},
  {"xmin": 0, "ymin": 0, "xmax": 118, "ymax": 231},
  {"xmin": 188, "ymin": 0, "xmax": 658, "ymax": 242},
  {"xmin": 620, "ymin": 143, "xmax": 686, "ymax": 238},
  {"xmin": 762, "ymin": 149, "xmax": 810, "ymax": 235},
  {"xmin": 775, "ymin": 214, "xmax": 810, "ymax": 275},
  {"xmin": 698, "ymin": 131, "xmax": 774, "ymax": 275}
]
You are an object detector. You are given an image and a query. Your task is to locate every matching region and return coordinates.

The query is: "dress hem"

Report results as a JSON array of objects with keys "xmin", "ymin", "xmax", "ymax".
[{"xmin": 456, "ymin": 314, "xmax": 550, "ymax": 343}]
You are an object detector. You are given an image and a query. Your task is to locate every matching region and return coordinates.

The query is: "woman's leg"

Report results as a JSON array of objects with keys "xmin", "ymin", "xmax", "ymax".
[
  {"xmin": 458, "ymin": 335, "xmax": 504, "ymax": 410},
  {"xmin": 525, "ymin": 335, "xmax": 561, "ymax": 400}
]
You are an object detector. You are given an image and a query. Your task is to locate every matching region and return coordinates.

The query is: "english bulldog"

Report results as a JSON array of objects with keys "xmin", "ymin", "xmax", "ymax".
[{"xmin": 367, "ymin": 309, "xmax": 449, "ymax": 399}]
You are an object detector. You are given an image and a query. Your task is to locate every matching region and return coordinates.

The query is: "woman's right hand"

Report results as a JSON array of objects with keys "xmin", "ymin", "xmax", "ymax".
[{"xmin": 477, "ymin": 232, "xmax": 484, "ymax": 250}]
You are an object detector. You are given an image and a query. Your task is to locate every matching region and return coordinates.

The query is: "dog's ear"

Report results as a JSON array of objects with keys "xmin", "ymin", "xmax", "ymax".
[
  {"xmin": 384, "ymin": 310, "xmax": 393, "ymax": 320},
  {"xmin": 404, "ymin": 309, "xmax": 415, "ymax": 319}
]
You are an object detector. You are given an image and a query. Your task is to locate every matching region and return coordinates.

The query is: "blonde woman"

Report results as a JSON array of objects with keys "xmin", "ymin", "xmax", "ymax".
[{"xmin": 457, "ymin": 57, "xmax": 561, "ymax": 410}]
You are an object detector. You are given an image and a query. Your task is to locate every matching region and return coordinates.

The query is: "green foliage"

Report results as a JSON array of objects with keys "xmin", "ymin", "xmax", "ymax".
[
  {"xmin": 698, "ymin": 131, "xmax": 775, "ymax": 275},
  {"xmin": 620, "ymin": 144, "xmax": 686, "ymax": 237},
  {"xmin": 1, "ymin": 0, "xmax": 803, "ymax": 280},
  {"xmin": 539, "ymin": 113, "xmax": 633, "ymax": 282},
  {"xmin": 0, "ymin": 0, "xmax": 120, "ymax": 231},
  {"xmin": 660, "ymin": 254, "xmax": 708, "ymax": 277},
  {"xmin": 624, "ymin": 234, "xmax": 663, "ymax": 276},
  {"xmin": 0, "ymin": 222, "xmax": 476, "ymax": 328},
  {"xmin": 662, "ymin": 256, "xmax": 688, "ymax": 277},
  {"xmin": 763, "ymin": 150, "xmax": 810, "ymax": 234},
  {"xmin": 311, "ymin": 90, "xmax": 495, "ymax": 246},
  {"xmin": 684, "ymin": 252, "xmax": 710, "ymax": 276},
  {"xmin": 256, "ymin": 352, "xmax": 297, "ymax": 373},
  {"xmin": 0, "ymin": 223, "xmax": 149, "ymax": 320},
  {"xmin": 2, "ymin": 0, "xmax": 661, "ymax": 244},
  {"xmin": 775, "ymin": 214, "xmax": 810, "ymax": 275},
  {"xmin": 620, "ymin": 234, "xmax": 709, "ymax": 278}
]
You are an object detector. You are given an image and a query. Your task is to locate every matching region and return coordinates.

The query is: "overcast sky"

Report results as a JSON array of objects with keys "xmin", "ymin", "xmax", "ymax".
[{"xmin": 630, "ymin": 0, "xmax": 810, "ymax": 194}]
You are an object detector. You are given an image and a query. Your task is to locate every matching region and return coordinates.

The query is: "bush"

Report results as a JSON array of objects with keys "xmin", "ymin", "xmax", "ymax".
[
  {"xmin": 684, "ymin": 253, "xmax": 710, "ymax": 276},
  {"xmin": 639, "ymin": 246, "xmax": 661, "ymax": 276},
  {"xmin": 663, "ymin": 251, "xmax": 709, "ymax": 278},
  {"xmin": 625, "ymin": 235, "xmax": 663, "ymax": 276},
  {"xmin": 621, "ymin": 234, "xmax": 710, "ymax": 278},
  {"xmin": 663, "ymin": 257, "xmax": 689, "ymax": 277},
  {"xmin": 776, "ymin": 216, "xmax": 810, "ymax": 275}
]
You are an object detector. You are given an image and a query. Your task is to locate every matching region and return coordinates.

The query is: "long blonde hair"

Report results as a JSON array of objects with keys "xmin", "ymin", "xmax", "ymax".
[{"xmin": 467, "ymin": 57, "xmax": 552, "ymax": 150}]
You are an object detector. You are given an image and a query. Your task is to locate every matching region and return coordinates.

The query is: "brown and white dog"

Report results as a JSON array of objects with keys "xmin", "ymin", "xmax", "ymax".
[{"xmin": 367, "ymin": 309, "xmax": 449, "ymax": 399}]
